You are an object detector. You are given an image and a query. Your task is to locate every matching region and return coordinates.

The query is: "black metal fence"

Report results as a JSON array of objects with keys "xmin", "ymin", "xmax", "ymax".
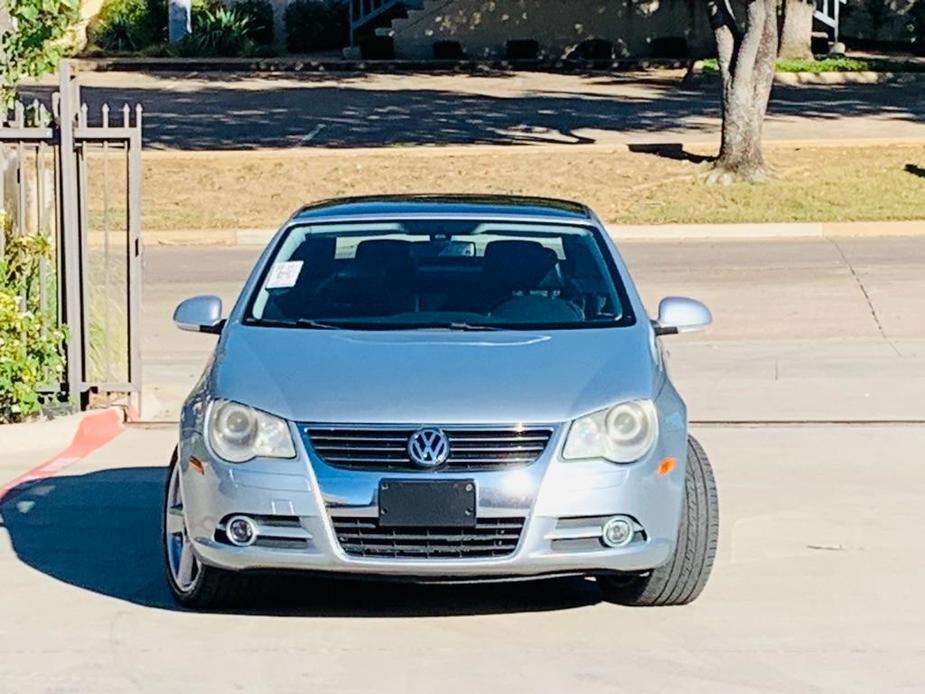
[{"xmin": 0, "ymin": 62, "xmax": 143, "ymax": 412}]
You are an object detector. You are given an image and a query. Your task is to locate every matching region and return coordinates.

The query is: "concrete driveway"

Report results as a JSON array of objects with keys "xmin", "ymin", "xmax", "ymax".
[
  {"xmin": 2, "ymin": 235, "xmax": 924, "ymax": 692},
  {"xmin": 1, "ymin": 423, "xmax": 921, "ymax": 692}
]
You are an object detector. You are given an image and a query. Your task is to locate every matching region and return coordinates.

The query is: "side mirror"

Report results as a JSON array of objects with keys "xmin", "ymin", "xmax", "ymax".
[
  {"xmin": 653, "ymin": 297, "xmax": 712, "ymax": 336},
  {"xmin": 173, "ymin": 295, "xmax": 224, "ymax": 334}
]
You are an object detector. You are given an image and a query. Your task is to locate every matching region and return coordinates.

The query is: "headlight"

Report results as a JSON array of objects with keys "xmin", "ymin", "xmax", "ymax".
[
  {"xmin": 207, "ymin": 400, "xmax": 296, "ymax": 463},
  {"xmin": 563, "ymin": 400, "xmax": 658, "ymax": 463}
]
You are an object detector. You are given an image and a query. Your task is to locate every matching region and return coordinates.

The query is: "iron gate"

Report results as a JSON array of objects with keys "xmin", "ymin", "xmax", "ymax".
[{"xmin": 0, "ymin": 61, "xmax": 142, "ymax": 411}]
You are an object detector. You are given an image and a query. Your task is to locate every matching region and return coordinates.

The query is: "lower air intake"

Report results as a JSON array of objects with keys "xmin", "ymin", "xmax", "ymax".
[{"xmin": 331, "ymin": 516, "xmax": 526, "ymax": 559}]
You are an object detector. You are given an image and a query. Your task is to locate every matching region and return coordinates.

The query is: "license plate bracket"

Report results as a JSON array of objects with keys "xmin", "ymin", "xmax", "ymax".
[{"xmin": 379, "ymin": 480, "xmax": 476, "ymax": 527}]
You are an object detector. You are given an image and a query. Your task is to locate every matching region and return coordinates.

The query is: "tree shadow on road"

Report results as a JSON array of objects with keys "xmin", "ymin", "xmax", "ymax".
[
  {"xmin": 22, "ymin": 76, "xmax": 925, "ymax": 151},
  {"xmin": 627, "ymin": 143, "xmax": 714, "ymax": 164},
  {"xmin": 0, "ymin": 467, "xmax": 601, "ymax": 616}
]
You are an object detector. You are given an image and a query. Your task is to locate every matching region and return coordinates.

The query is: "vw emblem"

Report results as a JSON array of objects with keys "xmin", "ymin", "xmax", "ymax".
[{"xmin": 407, "ymin": 428, "xmax": 450, "ymax": 468}]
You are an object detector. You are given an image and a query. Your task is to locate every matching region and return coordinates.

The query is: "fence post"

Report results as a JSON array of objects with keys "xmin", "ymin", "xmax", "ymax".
[
  {"xmin": 57, "ymin": 61, "xmax": 86, "ymax": 408},
  {"xmin": 127, "ymin": 106, "xmax": 143, "ymax": 415}
]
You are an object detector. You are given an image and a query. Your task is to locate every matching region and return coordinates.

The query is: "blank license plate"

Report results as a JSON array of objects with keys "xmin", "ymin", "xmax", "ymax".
[{"xmin": 378, "ymin": 480, "xmax": 476, "ymax": 527}]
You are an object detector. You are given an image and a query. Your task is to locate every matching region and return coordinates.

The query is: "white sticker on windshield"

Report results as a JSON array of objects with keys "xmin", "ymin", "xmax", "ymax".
[{"xmin": 265, "ymin": 261, "xmax": 303, "ymax": 289}]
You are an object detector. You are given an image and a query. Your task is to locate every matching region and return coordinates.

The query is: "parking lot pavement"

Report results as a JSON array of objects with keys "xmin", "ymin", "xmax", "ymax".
[
  {"xmin": 140, "ymin": 236, "xmax": 925, "ymax": 421},
  {"xmin": 0, "ymin": 423, "xmax": 922, "ymax": 693}
]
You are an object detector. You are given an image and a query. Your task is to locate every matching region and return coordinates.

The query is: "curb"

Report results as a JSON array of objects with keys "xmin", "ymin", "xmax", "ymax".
[
  {"xmin": 0, "ymin": 408, "xmax": 128, "ymax": 501},
  {"xmin": 139, "ymin": 137, "xmax": 925, "ymax": 159},
  {"xmin": 71, "ymin": 56, "xmax": 694, "ymax": 74},
  {"xmin": 773, "ymin": 71, "xmax": 925, "ymax": 85},
  {"xmin": 70, "ymin": 57, "xmax": 925, "ymax": 82},
  {"xmin": 687, "ymin": 62, "xmax": 925, "ymax": 85},
  {"xmin": 140, "ymin": 220, "xmax": 925, "ymax": 246},
  {"xmin": 610, "ymin": 221, "xmax": 925, "ymax": 240}
]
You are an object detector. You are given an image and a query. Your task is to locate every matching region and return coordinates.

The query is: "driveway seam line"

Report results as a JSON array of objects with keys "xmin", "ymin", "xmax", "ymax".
[{"xmin": 827, "ymin": 237, "xmax": 903, "ymax": 357}]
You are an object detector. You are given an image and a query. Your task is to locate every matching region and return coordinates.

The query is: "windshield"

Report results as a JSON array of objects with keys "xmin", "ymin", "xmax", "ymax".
[{"xmin": 246, "ymin": 220, "xmax": 633, "ymax": 330}]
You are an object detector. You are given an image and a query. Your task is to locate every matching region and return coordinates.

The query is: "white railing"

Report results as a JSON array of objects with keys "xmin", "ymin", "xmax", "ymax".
[
  {"xmin": 349, "ymin": 0, "xmax": 424, "ymax": 45},
  {"xmin": 814, "ymin": 0, "xmax": 848, "ymax": 42}
]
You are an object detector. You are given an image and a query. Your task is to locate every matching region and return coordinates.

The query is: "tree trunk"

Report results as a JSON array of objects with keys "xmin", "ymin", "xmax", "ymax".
[
  {"xmin": 779, "ymin": 0, "xmax": 815, "ymax": 60},
  {"xmin": 706, "ymin": 0, "xmax": 780, "ymax": 183}
]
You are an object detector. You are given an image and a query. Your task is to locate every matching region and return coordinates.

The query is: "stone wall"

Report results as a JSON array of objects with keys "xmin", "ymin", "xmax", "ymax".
[{"xmin": 389, "ymin": 0, "xmax": 715, "ymax": 60}]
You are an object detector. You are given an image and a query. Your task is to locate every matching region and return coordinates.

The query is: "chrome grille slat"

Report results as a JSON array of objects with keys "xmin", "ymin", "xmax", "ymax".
[
  {"xmin": 305, "ymin": 425, "xmax": 554, "ymax": 471},
  {"xmin": 332, "ymin": 517, "xmax": 526, "ymax": 559},
  {"xmin": 451, "ymin": 448, "xmax": 544, "ymax": 453},
  {"xmin": 447, "ymin": 458, "xmax": 535, "ymax": 465},
  {"xmin": 311, "ymin": 436, "xmax": 409, "ymax": 443}
]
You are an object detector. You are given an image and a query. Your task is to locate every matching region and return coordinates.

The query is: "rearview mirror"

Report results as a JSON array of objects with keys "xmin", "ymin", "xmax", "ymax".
[
  {"xmin": 173, "ymin": 295, "xmax": 224, "ymax": 334},
  {"xmin": 653, "ymin": 297, "xmax": 712, "ymax": 336}
]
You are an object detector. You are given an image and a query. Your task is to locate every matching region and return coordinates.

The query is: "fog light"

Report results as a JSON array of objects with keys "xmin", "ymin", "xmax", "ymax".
[
  {"xmin": 226, "ymin": 515, "xmax": 257, "ymax": 547},
  {"xmin": 601, "ymin": 516, "xmax": 634, "ymax": 548}
]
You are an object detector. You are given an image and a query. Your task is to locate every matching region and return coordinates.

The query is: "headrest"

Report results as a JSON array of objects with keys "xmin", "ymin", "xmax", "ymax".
[
  {"xmin": 291, "ymin": 237, "xmax": 336, "ymax": 266},
  {"xmin": 355, "ymin": 239, "xmax": 414, "ymax": 268},
  {"xmin": 483, "ymin": 240, "xmax": 559, "ymax": 290}
]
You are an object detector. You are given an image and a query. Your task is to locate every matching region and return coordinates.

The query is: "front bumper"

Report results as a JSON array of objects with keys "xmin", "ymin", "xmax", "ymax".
[{"xmin": 179, "ymin": 410, "xmax": 687, "ymax": 578}]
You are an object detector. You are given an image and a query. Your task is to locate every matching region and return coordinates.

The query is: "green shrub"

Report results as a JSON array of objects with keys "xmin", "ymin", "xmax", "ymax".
[
  {"xmin": 233, "ymin": 0, "xmax": 275, "ymax": 46},
  {"xmin": 0, "ymin": 215, "xmax": 67, "ymax": 423},
  {"xmin": 180, "ymin": 5, "xmax": 254, "ymax": 56},
  {"xmin": 283, "ymin": 0, "xmax": 348, "ymax": 53},
  {"xmin": 89, "ymin": 0, "xmax": 163, "ymax": 52}
]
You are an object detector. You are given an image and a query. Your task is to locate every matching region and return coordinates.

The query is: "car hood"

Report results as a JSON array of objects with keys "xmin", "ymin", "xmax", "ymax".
[{"xmin": 211, "ymin": 325, "xmax": 658, "ymax": 425}]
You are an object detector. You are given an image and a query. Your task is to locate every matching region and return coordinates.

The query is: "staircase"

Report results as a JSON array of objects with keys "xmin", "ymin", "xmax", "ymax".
[
  {"xmin": 348, "ymin": 0, "xmax": 424, "ymax": 45},
  {"xmin": 814, "ymin": 0, "xmax": 848, "ymax": 43}
]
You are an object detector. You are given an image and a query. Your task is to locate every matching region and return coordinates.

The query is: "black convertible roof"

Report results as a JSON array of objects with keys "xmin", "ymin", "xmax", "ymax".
[{"xmin": 292, "ymin": 194, "xmax": 592, "ymax": 222}]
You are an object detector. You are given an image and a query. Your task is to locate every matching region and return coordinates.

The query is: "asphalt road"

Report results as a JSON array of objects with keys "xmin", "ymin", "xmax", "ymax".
[{"xmin": 23, "ymin": 72, "xmax": 925, "ymax": 150}]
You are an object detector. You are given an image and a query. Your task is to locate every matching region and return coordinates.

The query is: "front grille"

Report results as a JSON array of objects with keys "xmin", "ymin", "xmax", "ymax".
[
  {"xmin": 332, "ymin": 516, "xmax": 526, "ymax": 559},
  {"xmin": 305, "ymin": 426, "xmax": 554, "ymax": 471}
]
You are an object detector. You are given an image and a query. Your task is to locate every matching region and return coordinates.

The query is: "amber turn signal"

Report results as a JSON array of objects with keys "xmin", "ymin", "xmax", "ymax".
[{"xmin": 657, "ymin": 457, "xmax": 677, "ymax": 476}]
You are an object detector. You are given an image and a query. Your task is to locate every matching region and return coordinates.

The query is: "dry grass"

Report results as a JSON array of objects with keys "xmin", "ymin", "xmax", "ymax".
[{"xmin": 89, "ymin": 144, "xmax": 925, "ymax": 234}]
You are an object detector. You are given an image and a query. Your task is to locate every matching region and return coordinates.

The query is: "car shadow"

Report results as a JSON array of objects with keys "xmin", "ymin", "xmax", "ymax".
[{"xmin": 0, "ymin": 467, "xmax": 601, "ymax": 616}]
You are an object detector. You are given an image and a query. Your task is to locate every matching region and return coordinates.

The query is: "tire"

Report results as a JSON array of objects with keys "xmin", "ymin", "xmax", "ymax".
[
  {"xmin": 163, "ymin": 448, "xmax": 253, "ymax": 610},
  {"xmin": 597, "ymin": 436, "xmax": 719, "ymax": 607}
]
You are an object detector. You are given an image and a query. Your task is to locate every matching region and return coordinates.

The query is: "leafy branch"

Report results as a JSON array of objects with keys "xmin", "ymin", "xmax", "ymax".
[{"xmin": 0, "ymin": 0, "xmax": 79, "ymax": 106}]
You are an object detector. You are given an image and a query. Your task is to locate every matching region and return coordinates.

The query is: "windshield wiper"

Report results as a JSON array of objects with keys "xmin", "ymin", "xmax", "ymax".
[
  {"xmin": 445, "ymin": 322, "xmax": 503, "ymax": 332},
  {"xmin": 250, "ymin": 318, "xmax": 340, "ymax": 330},
  {"xmin": 296, "ymin": 319, "xmax": 340, "ymax": 330}
]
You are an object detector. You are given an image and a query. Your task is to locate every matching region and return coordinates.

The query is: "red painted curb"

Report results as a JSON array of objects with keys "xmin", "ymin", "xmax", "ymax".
[{"xmin": 0, "ymin": 409, "xmax": 126, "ymax": 502}]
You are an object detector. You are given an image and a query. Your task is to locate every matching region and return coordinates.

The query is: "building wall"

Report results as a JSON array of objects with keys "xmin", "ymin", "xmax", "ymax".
[{"xmin": 390, "ymin": 0, "xmax": 715, "ymax": 60}]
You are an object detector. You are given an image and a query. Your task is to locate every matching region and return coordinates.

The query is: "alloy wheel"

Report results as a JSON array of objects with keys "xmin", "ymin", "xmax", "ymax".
[{"xmin": 165, "ymin": 464, "xmax": 202, "ymax": 593}]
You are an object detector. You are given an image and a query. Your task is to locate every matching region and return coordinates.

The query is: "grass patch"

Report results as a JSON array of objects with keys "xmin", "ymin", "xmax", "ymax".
[
  {"xmin": 87, "ymin": 144, "xmax": 925, "ymax": 235},
  {"xmin": 700, "ymin": 57, "xmax": 925, "ymax": 73}
]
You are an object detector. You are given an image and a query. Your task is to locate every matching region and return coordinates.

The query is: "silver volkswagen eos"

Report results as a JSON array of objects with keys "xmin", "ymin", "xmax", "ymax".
[{"xmin": 166, "ymin": 195, "xmax": 718, "ymax": 609}]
